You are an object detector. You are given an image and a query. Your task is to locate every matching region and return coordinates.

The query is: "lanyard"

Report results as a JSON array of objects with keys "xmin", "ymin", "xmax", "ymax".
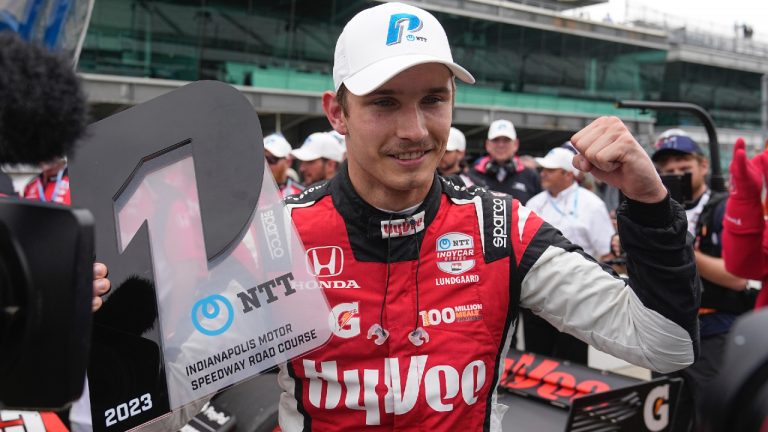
[
  {"xmin": 36, "ymin": 168, "xmax": 65, "ymax": 203},
  {"xmin": 546, "ymin": 188, "xmax": 579, "ymax": 219}
]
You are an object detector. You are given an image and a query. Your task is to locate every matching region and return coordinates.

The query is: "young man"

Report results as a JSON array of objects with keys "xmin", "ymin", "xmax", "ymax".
[
  {"xmin": 278, "ymin": 3, "xmax": 698, "ymax": 430},
  {"xmin": 264, "ymin": 133, "xmax": 304, "ymax": 198},
  {"xmin": 470, "ymin": 119, "xmax": 541, "ymax": 203},
  {"xmin": 652, "ymin": 129, "xmax": 752, "ymax": 429},
  {"xmin": 291, "ymin": 132, "xmax": 345, "ymax": 187}
]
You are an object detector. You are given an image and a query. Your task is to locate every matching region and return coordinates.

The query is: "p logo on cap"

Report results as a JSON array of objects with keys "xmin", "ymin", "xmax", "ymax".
[{"xmin": 386, "ymin": 14, "xmax": 423, "ymax": 45}]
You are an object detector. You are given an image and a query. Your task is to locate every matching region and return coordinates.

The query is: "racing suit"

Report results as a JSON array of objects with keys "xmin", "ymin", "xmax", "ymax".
[{"xmin": 279, "ymin": 167, "xmax": 698, "ymax": 431}]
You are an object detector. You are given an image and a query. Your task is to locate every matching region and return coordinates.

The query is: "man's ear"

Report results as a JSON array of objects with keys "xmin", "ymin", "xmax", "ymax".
[{"xmin": 322, "ymin": 91, "xmax": 348, "ymax": 135}]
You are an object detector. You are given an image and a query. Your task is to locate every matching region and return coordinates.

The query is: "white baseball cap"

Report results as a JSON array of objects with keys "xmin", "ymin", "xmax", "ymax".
[
  {"xmin": 333, "ymin": 2, "xmax": 475, "ymax": 95},
  {"xmin": 292, "ymin": 132, "xmax": 345, "ymax": 162},
  {"xmin": 264, "ymin": 133, "xmax": 292, "ymax": 158},
  {"xmin": 328, "ymin": 129, "xmax": 346, "ymax": 152},
  {"xmin": 487, "ymin": 119, "xmax": 517, "ymax": 140},
  {"xmin": 535, "ymin": 147, "xmax": 579, "ymax": 174},
  {"xmin": 446, "ymin": 127, "xmax": 466, "ymax": 152}
]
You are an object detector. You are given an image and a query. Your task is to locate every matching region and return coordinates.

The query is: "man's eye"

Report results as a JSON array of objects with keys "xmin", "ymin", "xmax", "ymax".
[
  {"xmin": 373, "ymin": 99, "xmax": 395, "ymax": 107},
  {"xmin": 422, "ymin": 96, "xmax": 444, "ymax": 105}
]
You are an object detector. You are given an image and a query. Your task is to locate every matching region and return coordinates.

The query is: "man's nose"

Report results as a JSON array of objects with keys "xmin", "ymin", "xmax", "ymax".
[{"xmin": 396, "ymin": 104, "xmax": 428, "ymax": 143}]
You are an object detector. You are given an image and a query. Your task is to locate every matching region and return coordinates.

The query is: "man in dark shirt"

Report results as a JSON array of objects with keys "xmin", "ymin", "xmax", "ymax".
[{"xmin": 470, "ymin": 119, "xmax": 541, "ymax": 203}]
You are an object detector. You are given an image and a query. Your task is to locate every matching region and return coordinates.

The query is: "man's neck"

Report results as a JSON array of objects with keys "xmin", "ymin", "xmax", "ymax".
[
  {"xmin": 347, "ymin": 167, "xmax": 431, "ymax": 212},
  {"xmin": 692, "ymin": 184, "xmax": 708, "ymax": 202}
]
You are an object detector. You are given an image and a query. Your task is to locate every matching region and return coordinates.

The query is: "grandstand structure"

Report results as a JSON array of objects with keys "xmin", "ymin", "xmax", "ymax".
[{"xmin": 69, "ymin": 0, "xmax": 768, "ymax": 165}]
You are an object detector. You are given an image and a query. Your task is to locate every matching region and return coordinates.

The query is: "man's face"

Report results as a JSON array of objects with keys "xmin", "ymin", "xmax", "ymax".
[
  {"xmin": 438, "ymin": 150, "xmax": 462, "ymax": 175},
  {"xmin": 485, "ymin": 136, "xmax": 519, "ymax": 163},
  {"xmin": 325, "ymin": 63, "xmax": 453, "ymax": 208},
  {"xmin": 41, "ymin": 158, "xmax": 66, "ymax": 177},
  {"xmin": 266, "ymin": 150, "xmax": 290, "ymax": 184},
  {"xmin": 299, "ymin": 159, "xmax": 327, "ymax": 186},
  {"xmin": 540, "ymin": 168, "xmax": 573, "ymax": 195},
  {"xmin": 656, "ymin": 154, "xmax": 708, "ymax": 198}
]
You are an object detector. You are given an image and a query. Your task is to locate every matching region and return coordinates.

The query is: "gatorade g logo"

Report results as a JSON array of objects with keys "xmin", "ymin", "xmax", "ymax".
[
  {"xmin": 386, "ymin": 13, "xmax": 423, "ymax": 45},
  {"xmin": 191, "ymin": 294, "xmax": 235, "ymax": 336},
  {"xmin": 643, "ymin": 384, "xmax": 669, "ymax": 431}
]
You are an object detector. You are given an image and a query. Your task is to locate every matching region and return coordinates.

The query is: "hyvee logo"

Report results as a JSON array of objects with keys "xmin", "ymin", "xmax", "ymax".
[
  {"xmin": 385, "ymin": 13, "xmax": 425, "ymax": 46},
  {"xmin": 329, "ymin": 302, "xmax": 360, "ymax": 338},
  {"xmin": 492, "ymin": 198, "xmax": 508, "ymax": 248},
  {"xmin": 301, "ymin": 355, "xmax": 486, "ymax": 425},
  {"xmin": 643, "ymin": 384, "xmax": 670, "ymax": 431},
  {"xmin": 306, "ymin": 246, "xmax": 343, "ymax": 277},
  {"xmin": 381, "ymin": 211, "xmax": 425, "ymax": 239},
  {"xmin": 436, "ymin": 232, "xmax": 475, "ymax": 275}
]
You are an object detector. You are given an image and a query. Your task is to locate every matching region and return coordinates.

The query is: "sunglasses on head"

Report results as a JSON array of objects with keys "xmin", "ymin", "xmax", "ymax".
[{"xmin": 266, "ymin": 154, "xmax": 284, "ymax": 165}]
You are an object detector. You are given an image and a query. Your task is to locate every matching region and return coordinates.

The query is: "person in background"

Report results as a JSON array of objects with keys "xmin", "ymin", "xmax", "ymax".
[
  {"xmin": 652, "ymin": 129, "xmax": 753, "ymax": 430},
  {"xmin": 291, "ymin": 131, "xmax": 344, "ymax": 187},
  {"xmin": 23, "ymin": 155, "xmax": 69, "ymax": 204},
  {"xmin": 437, "ymin": 126, "xmax": 481, "ymax": 186},
  {"xmin": 328, "ymin": 129, "xmax": 347, "ymax": 161},
  {"xmin": 0, "ymin": 170, "xmax": 16, "ymax": 197},
  {"xmin": 521, "ymin": 146, "xmax": 615, "ymax": 365},
  {"xmin": 264, "ymin": 133, "xmax": 304, "ymax": 198},
  {"xmin": 722, "ymin": 138, "xmax": 768, "ymax": 309},
  {"xmin": 470, "ymin": 119, "xmax": 540, "ymax": 203}
]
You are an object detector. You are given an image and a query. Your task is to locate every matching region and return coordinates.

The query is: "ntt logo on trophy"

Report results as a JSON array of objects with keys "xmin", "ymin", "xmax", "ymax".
[{"xmin": 191, "ymin": 294, "xmax": 235, "ymax": 336}]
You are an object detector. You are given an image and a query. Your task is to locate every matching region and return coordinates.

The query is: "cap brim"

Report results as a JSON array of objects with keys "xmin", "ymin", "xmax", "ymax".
[
  {"xmin": 651, "ymin": 148, "xmax": 695, "ymax": 162},
  {"xmin": 488, "ymin": 131, "xmax": 516, "ymax": 140},
  {"xmin": 535, "ymin": 157, "xmax": 576, "ymax": 173},
  {"xmin": 291, "ymin": 148, "xmax": 321, "ymax": 161},
  {"xmin": 343, "ymin": 54, "xmax": 475, "ymax": 96},
  {"xmin": 265, "ymin": 145, "xmax": 291, "ymax": 158}
]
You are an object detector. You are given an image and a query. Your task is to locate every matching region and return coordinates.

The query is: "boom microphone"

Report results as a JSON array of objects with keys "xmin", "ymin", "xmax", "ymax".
[{"xmin": 0, "ymin": 31, "xmax": 87, "ymax": 165}]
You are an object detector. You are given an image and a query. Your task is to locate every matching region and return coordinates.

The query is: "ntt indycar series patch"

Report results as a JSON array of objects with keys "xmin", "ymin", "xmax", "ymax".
[{"xmin": 70, "ymin": 82, "xmax": 332, "ymax": 432}]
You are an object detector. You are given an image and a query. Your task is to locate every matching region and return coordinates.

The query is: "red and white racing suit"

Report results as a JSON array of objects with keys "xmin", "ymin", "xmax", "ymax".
[{"xmin": 279, "ymin": 169, "xmax": 698, "ymax": 431}]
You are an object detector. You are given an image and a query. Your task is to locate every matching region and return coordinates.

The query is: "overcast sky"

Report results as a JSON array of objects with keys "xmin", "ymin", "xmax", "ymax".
[{"xmin": 565, "ymin": 0, "xmax": 765, "ymax": 40}]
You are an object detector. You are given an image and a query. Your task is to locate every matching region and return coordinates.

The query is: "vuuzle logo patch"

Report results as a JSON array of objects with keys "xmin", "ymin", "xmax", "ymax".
[
  {"xmin": 436, "ymin": 232, "xmax": 475, "ymax": 275},
  {"xmin": 385, "ymin": 13, "xmax": 424, "ymax": 45},
  {"xmin": 191, "ymin": 294, "xmax": 234, "ymax": 336},
  {"xmin": 643, "ymin": 384, "xmax": 670, "ymax": 431}
]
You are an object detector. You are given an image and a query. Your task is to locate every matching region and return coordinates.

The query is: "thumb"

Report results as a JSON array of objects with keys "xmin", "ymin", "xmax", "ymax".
[{"xmin": 734, "ymin": 137, "xmax": 746, "ymax": 154}]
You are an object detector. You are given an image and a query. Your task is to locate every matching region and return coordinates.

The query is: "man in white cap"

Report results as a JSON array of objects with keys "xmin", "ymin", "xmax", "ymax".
[
  {"xmin": 470, "ymin": 119, "xmax": 541, "ymax": 203},
  {"xmin": 527, "ymin": 147, "xmax": 614, "ymax": 259},
  {"xmin": 522, "ymin": 146, "xmax": 616, "ymax": 365},
  {"xmin": 291, "ymin": 131, "xmax": 345, "ymax": 187},
  {"xmin": 280, "ymin": 2, "xmax": 697, "ymax": 430},
  {"xmin": 437, "ymin": 126, "xmax": 481, "ymax": 186},
  {"xmin": 264, "ymin": 132, "xmax": 304, "ymax": 197}
]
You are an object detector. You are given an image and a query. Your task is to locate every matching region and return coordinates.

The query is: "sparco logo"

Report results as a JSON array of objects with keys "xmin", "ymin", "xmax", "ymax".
[
  {"xmin": 381, "ymin": 211, "xmax": 425, "ymax": 238},
  {"xmin": 492, "ymin": 198, "xmax": 508, "ymax": 248},
  {"xmin": 643, "ymin": 384, "xmax": 670, "ymax": 431},
  {"xmin": 306, "ymin": 246, "xmax": 343, "ymax": 277},
  {"xmin": 302, "ymin": 355, "xmax": 486, "ymax": 425},
  {"xmin": 329, "ymin": 302, "xmax": 360, "ymax": 338},
  {"xmin": 260, "ymin": 210, "xmax": 284, "ymax": 259}
]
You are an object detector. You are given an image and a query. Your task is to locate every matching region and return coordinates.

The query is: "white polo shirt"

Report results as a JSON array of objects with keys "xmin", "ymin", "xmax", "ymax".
[{"xmin": 526, "ymin": 182, "xmax": 615, "ymax": 258}]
